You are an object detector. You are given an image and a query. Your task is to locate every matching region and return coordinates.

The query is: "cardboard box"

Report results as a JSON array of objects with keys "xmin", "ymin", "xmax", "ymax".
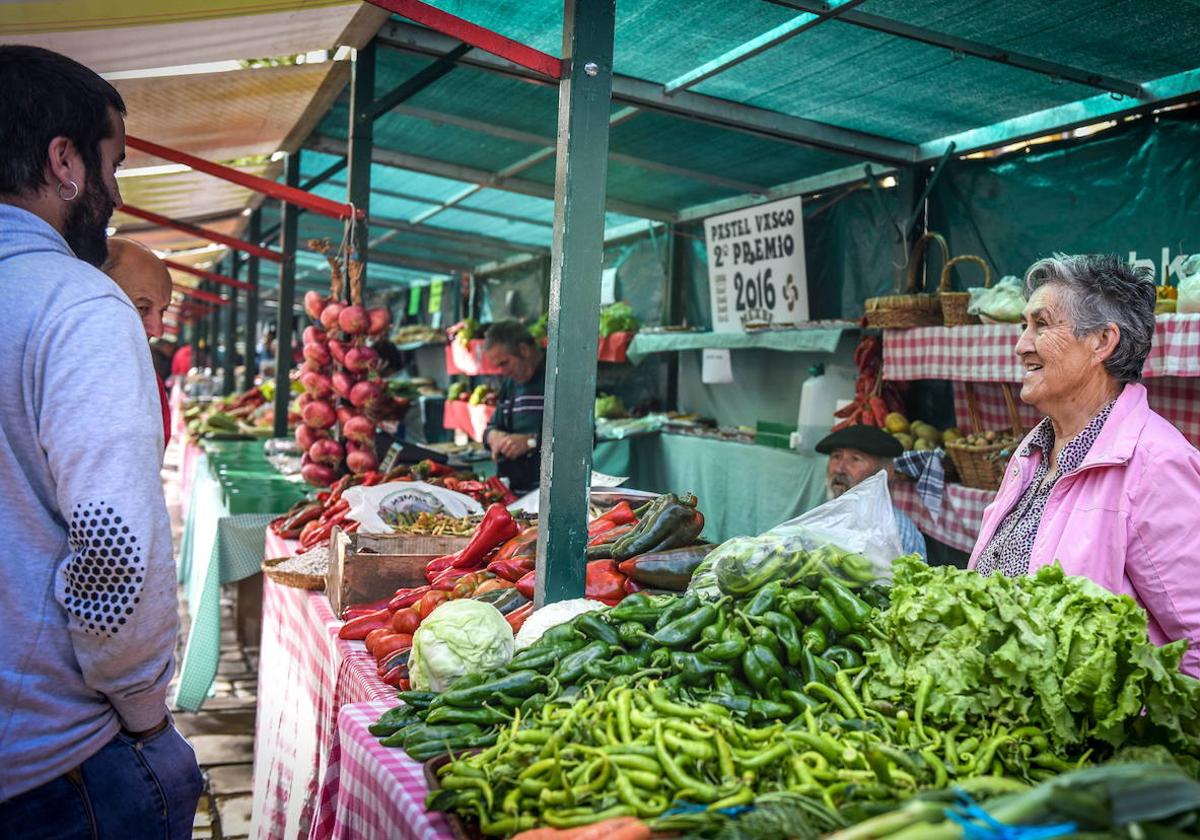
[{"xmin": 326, "ymin": 529, "xmax": 471, "ymax": 618}]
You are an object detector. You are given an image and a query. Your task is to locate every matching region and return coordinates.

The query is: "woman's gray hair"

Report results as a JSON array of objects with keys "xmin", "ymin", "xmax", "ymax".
[{"xmin": 1023, "ymin": 253, "xmax": 1157, "ymax": 384}]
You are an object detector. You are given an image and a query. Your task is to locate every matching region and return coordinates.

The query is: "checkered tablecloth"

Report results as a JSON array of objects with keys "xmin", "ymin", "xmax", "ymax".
[
  {"xmin": 250, "ymin": 575, "xmax": 397, "ymax": 840},
  {"xmin": 883, "ymin": 315, "xmax": 1200, "ymax": 382},
  {"xmin": 892, "ymin": 480, "xmax": 995, "ymax": 554},
  {"xmin": 313, "ymin": 700, "xmax": 455, "ymax": 840}
]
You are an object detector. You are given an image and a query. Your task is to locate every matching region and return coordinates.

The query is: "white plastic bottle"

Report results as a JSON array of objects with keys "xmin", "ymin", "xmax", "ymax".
[{"xmin": 792, "ymin": 363, "xmax": 855, "ymax": 451}]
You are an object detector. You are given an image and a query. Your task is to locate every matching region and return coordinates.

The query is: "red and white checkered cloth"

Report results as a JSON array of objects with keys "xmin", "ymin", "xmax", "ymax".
[
  {"xmin": 314, "ymin": 700, "xmax": 456, "ymax": 840},
  {"xmin": 250, "ymin": 575, "xmax": 396, "ymax": 840},
  {"xmin": 892, "ymin": 481, "xmax": 995, "ymax": 554},
  {"xmin": 884, "ymin": 315, "xmax": 1200, "ymax": 382},
  {"xmin": 262, "ymin": 529, "xmax": 295, "ymax": 562}
]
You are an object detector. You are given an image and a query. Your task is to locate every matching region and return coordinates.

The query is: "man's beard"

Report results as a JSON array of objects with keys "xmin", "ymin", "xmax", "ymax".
[
  {"xmin": 62, "ymin": 167, "xmax": 115, "ymax": 267},
  {"xmin": 826, "ymin": 473, "xmax": 853, "ymax": 500}
]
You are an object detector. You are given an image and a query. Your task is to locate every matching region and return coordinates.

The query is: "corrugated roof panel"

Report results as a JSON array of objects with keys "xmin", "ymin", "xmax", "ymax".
[
  {"xmin": 421, "ymin": 211, "xmax": 552, "ymax": 248},
  {"xmin": 111, "ymin": 163, "xmax": 275, "ymax": 229},
  {"xmin": 457, "ymin": 190, "xmax": 555, "ymax": 224}
]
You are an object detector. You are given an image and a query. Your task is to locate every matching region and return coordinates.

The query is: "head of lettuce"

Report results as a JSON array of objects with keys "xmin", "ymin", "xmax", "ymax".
[{"xmin": 409, "ymin": 599, "xmax": 516, "ymax": 691}]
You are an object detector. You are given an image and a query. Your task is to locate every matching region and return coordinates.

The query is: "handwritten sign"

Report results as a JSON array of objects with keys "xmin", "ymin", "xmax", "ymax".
[{"xmin": 704, "ymin": 196, "xmax": 807, "ymax": 332}]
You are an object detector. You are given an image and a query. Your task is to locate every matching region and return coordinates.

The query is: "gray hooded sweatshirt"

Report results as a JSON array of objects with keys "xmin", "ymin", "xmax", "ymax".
[{"xmin": 0, "ymin": 205, "xmax": 176, "ymax": 800}]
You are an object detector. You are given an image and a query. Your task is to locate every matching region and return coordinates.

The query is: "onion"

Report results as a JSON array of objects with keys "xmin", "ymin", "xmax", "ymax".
[
  {"xmin": 308, "ymin": 437, "xmax": 344, "ymax": 467},
  {"xmin": 303, "ymin": 342, "xmax": 331, "ymax": 367},
  {"xmin": 301, "ymin": 462, "xmax": 338, "ymax": 487},
  {"xmin": 367, "ymin": 307, "xmax": 392, "ymax": 336},
  {"xmin": 301, "ymin": 399, "xmax": 336, "ymax": 430},
  {"xmin": 302, "ymin": 325, "xmax": 327, "ymax": 347},
  {"xmin": 331, "ymin": 370, "xmax": 358, "ymax": 399},
  {"xmin": 296, "ymin": 392, "xmax": 315, "ymax": 408},
  {"xmin": 344, "ymin": 345, "xmax": 379, "ymax": 373},
  {"xmin": 295, "ymin": 423, "xmax": 326, "ymax": 451},
  {"xmin": 299, "ymin": 370, "xmax": 333, "ymax": 399},
  {"xmin": 328, "ymin": 338, "xmax": 347, "ymax": 366},
  {"xmin": 346, "ymin": 446, "xmax": 379, "ymax": 475},
  {"xmin": 336, "ymin": 405, "xmax": 359, "ymax": 428},
  {"xmin": 320, "ymin": 301, "xmax": 345, "ymax": 331},
  {"xmin": 338, "ymin": 305, "xmax": 370, "ymax": 336},
  {"xmin": 304, "ymin": 291, "xmax": 328, "ymax": 321},
  {"xmin": 343, "ymin": 414, "xmax": 375, "ymax": 445},
  {"xmin": 348, "ymin": 379, "xmax": 383, "ymax": 408}
]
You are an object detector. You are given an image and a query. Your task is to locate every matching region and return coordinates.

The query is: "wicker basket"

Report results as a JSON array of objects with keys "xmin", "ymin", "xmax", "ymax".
[
  {"xmin": 940, "ymin": 255, "xmax": 993, "ymax": 327},
  {"xmin": 864, "ymin": 232, "xmax": 949, "ymax": 329},
  {"xmin": 945, "ymin": 383, "xmax": 1024, "ymax": 491},
  {"xmin": 262, "ymin": 556, "xmax": 326, "ymax": 591}
]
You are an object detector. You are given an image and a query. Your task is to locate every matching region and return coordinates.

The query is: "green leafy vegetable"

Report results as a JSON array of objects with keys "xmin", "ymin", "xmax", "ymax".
[
  {"xmin": 409, "ymin": 599, "xmax": 515, "ymax": 691},
  {"xmin": 599, "ymin": 301, "xmax": 639, "ymax": 337}
]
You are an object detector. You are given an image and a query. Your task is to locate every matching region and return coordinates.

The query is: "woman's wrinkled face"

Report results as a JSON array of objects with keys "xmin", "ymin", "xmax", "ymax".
[{"xmin": 1014, "ymin": 284, "xmax": 1100, "ymax": 410}]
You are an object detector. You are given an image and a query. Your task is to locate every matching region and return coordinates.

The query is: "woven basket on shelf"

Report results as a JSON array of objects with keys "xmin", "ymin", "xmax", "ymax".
[
  {"xmin": 262, "ymin": 556, "xmax": 326, "ymax": 591},
  {"xmin": 939, "ymin": 255, "xmax": 993, "ymax": 327},
  {"xmin": 864, "ymin": 232, "xmax": 949, "ymax": 329},
  {"xmin": 945, "ymin": 383, "xmax": 1024, "ymax": 491}
]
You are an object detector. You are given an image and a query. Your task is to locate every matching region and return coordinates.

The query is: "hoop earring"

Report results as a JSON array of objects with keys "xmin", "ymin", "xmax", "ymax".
[{"xmin": 57, "ymin": 181, "xmax": 79, "ymax": 202}]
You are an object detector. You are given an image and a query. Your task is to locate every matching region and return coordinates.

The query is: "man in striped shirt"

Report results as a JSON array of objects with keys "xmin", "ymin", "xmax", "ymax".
[
  {"xmin": 482, "ymin": 321, "xmax": 546, "ymax": 494},
  {"xmin": 816, "ymin": 426, "xmax": 927, "ymax": 560}
]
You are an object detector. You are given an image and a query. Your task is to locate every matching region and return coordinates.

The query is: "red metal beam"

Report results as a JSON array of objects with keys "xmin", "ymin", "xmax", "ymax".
[
  {"xmin": 120, "ymin": 204, "xmax": 282, "ymax": 263},
  {"xmin": 125, "ymin": 135, "xmax": 365, "ymax": 222},
  {"xmin": 368, "ymin": 0, "xmax": 562, "ymax": 80},
  {"xmin": 164, "ymin": 259, "xmax": 254, "ymax": 292},
  {"xmin": 173, "ymin": 284, "xmax": 229, "ymax": 306}
]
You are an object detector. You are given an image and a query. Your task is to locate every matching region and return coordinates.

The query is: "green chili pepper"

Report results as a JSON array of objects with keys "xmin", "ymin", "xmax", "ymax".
[
  {"xmin": 841, "ymin": 632, "xmax": 871, "ymax": 652},
  {"xmin": 654, "ymin": 722, "xmax": 720, "ymax": 802},
  {"xmin": 554, "ymin": 640, "xmax": 612, "ymax": 684},
  {"xmin": 821, "ymin": 645, "xmax": 864, "ymax": 670},
  {"xmin": 670, "ymin": 651, "xmax": 733, "ymax": 686},
  {"xmin": 749, "ymin": 699, "xmax": 794, "ymax": 722},
  {"xmin": 533, "ymin": 623, "xmax": 586, "ymax": 648},
  {"xmin": 394, "ymin": 691, "xmax": 437, "ymax": 710},
  {"xmin": 509, "ymin": 638, "xmax": 584, "ymax": 672},
  {"xmin": 741, "ymin": 644, "xmax": 785, "ymax": 694},
  {"xmin": 617, "ymin": 620, "xmax": 647, "ymax": 647},
  {"xmin": 819, "ymin": 577, "xmax": 874, "ymax": 629},
  {"xmin": 653, "ymin": 593, "xmax": 700, "ymax": 631},
  {"xmin": 814, "ymin": 595, "xmax": 851, "ymax": 635},
  {"xmin": 812, "ymin": 654, "xmax": 839, "ymax": 683},
  {"xmin": 801, "ymin": 617, "xmax": 830, "ymax": 652},
  {"xmin": 424, "ymin": 705, "xmax": 512, "ymax": 726},
  {"xmin": 759, "ymin": 610, "xmax": 804, "ymax": 665},
  {"xmin": 703, "ymin": 628, "xmax": 748, "ymax": 662},
  {"xmin": 745, "ymin": 580, "xmax": 783, "ymax": 616},
  {"xmin": 439, "ymin": 670, "xmax": 545, "ymax": 707},
  {"xmin": 799, "ymin": 646, "xmax": 821, "ymax": 686},
  {"xmin": 652, "ymin": 603, "xmax": 717, "ymax": 648},
  {"xmin": 575, "ymin": 612, "xmax": 621, "ymax": 646},
  {"xmin": 369, "ymin": 704, "xmax": 419, "ymax": 737},
  {"xmin": 586, "ymin": 653, "xmax": 642, "ymax": 679}
]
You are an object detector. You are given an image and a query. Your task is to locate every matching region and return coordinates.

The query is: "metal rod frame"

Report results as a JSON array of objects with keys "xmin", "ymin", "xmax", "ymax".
[
  {"xmin": 243, "ymin": 210, "xmax": 261, "ymax": 391},
  {"xmin": 163, "ymin": 259, "xmax": 255, "ymax": 292},
  {"xmin": 120, "ymin": 204, "xmax": 282, "ymax": 262},
  {"xmin": 221, "ymin": 253, "xmax": 239, "ymax": 395}
]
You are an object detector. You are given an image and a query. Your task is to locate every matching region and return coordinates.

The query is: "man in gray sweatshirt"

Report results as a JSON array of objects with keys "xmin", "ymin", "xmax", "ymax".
[{"xmin": 0, "ymin": 46, "xmax": 202, "ymax": 839}]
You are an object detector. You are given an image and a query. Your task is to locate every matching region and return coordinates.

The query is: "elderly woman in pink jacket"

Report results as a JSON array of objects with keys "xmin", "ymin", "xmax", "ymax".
[{"xmin": 969, "ymin": 253, "xmax": 1200, "ymax": 675}]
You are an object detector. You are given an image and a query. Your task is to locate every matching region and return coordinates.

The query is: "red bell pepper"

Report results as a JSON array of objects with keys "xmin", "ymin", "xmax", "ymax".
[
  {"xmin": 363, "ymin": 627, "xmax": 393, "ymax": 653},
  {"xmin": 485, "ymin": 476, "xmax": 517, "ymax": 506},
  {"xmin": 391, "ymin": 607, "xmax": 422, "ymax": 634},
  {"xmin": 389, "ymin": 586, "xmax": 430, "ymax": 611},
  {"xmin": 505, "ymin": 601, "xmax": 534, "ymax": 633},
  {"xmin": 587, "ymin": 521, "xmax": 635, "ymax": 548},
  {"xmin": 414, "ymin": 590, "xmax": 450, "ymax": 619},
  {"xmin": 431, "ymin": 566, "xmax": 480, "ymax": 591},
  {"xmin": 339, "ymin": 608, "xmax": 393, "ymax": 640},
  {"xmin": 586, "ymin": 559, "xmax": 627, "ymax": 606},
  {"xmin": 487, "ymin": 556, "xmax": 535, "ymax": 582},
  {"xmin": 587, "ymin": 500, "xmax": 638, "ymax": 536},
  {"xmin": 342, "ymin": 596, "xmax": 393, "ymax": 620},
  {"xmin": 515, "ymin": 570, "xmax": 536, "ymax": 600},
  {"xmin": 423, "ymin": 503, "xmax": 519, "ymax": 582},
  {"xmin": 372, "ymin": 633, "xmax": 413, "ymax": 661},
  {"xmin": 473, "ymin": 578, "xmax": 514, "ymax": 595},
  {"xmin": 492, "ymin": 526, "xmax": 537, "ymax": 562}
]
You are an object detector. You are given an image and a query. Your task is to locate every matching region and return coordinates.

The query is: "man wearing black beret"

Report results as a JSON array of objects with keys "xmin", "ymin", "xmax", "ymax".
[{"xmin": 815, "ymin": 425, "xmax": 927, "ymax": 559}]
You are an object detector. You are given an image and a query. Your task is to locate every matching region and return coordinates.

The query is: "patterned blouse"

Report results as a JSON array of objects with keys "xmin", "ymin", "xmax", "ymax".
[{"xmin": 976, "ymin": 401, "xmax": 1115, "ymax": 578}]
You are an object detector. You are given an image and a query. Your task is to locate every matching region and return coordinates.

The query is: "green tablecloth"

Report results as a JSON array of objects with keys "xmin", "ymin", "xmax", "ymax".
[
  {"xmin": 174, "ymin": 443, "xmax": 306, "ymax": 712},
  {"xmin": 592, "ymin": 433, "xmax": 829, "ymax": 542},
  {"xmin": 626, "ymin": 328, "xmax": 847, "ymax": 364}
]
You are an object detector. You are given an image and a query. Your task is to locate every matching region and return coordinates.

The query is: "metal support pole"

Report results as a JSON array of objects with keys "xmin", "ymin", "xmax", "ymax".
[
  {"xmin": 273, "ymin": 151, "xmax": 301, "ymax": 438},
  {"xmin": 222, "ymin": 252, "xmax": 240, "ymax": 395},
  {"xmin": 243, "ymin": 210, "xmax": 261, "ymax": 390},
  {"xmin": 207, "ymin": 285, "xmax": 220, "ymax": 369},
  {"xmin": 664, "ymin": 224, "xmax": 683, "ymax": 408},
  {"xmin": 534, "ymin": 0, "xmax": 616, "ymax": 606},
  {"xmin": 347, "ymin": 39, "xmax": 376, "ymax": 287}
]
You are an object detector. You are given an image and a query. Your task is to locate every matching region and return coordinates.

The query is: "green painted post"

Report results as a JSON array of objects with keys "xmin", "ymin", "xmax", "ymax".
[
  {"xmin": 243, "ymin": 210, "xmax": 261, "ymax": 390},
  {"xmin": 347, "ymin": 39, "xmax": 375, "ymax": 286},
  {"xmin": 273, "ymin": 151, "xmax": 300, "ymax": 439},
  {"xmin": 534, "ymin": 0, "xmax": 616, "ymax": 606},
  {"xmin": 207, "ymin": 283, "xmax": 219, "ymax": 370},
  {"xmin": 222, "ymin": 252, "xmax": 239, "ymax": 395}
]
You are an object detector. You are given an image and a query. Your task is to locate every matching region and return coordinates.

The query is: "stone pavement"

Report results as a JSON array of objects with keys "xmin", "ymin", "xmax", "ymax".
[{"xmin": 164, "ymin": 440, "xmax": 261, "ymax": 840}]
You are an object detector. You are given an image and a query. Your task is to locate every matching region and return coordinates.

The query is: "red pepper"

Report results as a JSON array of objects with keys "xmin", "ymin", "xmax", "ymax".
[
  {"xmin": 417, "ymin": 459, "xmax": 456, "ymax": 478},
  {"xmin": 424, "ymin": 503, "xmax": 519, "ymax": 581},
  {"xmin": 391, "ymin": 607, "xmax": 422, "ymax": 634},
  {"xmin": 339, "ymin": 609, "xmax": 393, "ymax": 640},
  {"xmin": 452, "ymin": 570, "xmax": 495, "ymax": 599},
  {"xmin": 487, "ymin": 556, "xmax": 535, "ymax": 582},
  {"xmin": 372, "ymin": 633, "xmax": 413, "ymax": 661},
  {"xmin": 624, "ymin": 577, "xmax": 645, "ymax": 594},
  {"xmin": 485, "ymin": 476, "xmax": 517, "ymax": 506},
  {"xmin": 342, "ymin": 597, "xmax": 394, "ymax": 620},
  {"xmin": 515, "ymin": 570, "xmax": 536, "ymax": 600},
  {"xmin": 587, "ymin": 521, "xmax": 635, "ymax": 548},
  {"xmin": 586, "ymin": 559, "xmax": 627, "ymax": 606},
  {"xmin": 505, "ymin": 601, "xmax": 535, "ymax": 633},
  {"xmin": 473, "ymin": 578, "xmax": 514, "ymax": 595},
  {"xmin": 430, "ymin": 562, "xmax": 485, "ymax": 590},
  {"xmin": 389, "ymin": 586, "xmax": 430, "ymax": 611},
  {"xmin": 380, "ymin": 665, "xmax": 406, "ymax": 687},
  {"xmin": 491, "ymin": 526, "xmax": 538, "ymax": 564},
  {"xmin": 414, "ymin": 590, "xmax": 449, "ymax": 619},
  {"xmin": 587, "ymin": 501, "xmax": 638, "ymax": 536},
  {"xmin": 360, "ymin": 470, "xmax": 383, "ymax": 486}
]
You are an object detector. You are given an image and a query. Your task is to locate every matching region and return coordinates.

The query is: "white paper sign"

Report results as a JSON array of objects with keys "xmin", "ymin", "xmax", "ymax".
[
  {"xmin": 600, "ymin": 267, "xmax": 618, "ymax": 305},
  {"xmin": 704, "ymin": 195, "xmax": 807, "ymax": 332},
  {"xmin": 590, "ymin": 470, "xmax": 629, "ymax": 487},
  {"xmin": 701, "ymin": 348, "xmax": 734, "ymax": 384}
]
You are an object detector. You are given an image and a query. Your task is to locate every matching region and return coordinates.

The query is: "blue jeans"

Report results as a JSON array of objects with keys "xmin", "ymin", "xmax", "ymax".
[{"xmin": 0, "ymin": 724, "xmax": 203, "ymax": 840}]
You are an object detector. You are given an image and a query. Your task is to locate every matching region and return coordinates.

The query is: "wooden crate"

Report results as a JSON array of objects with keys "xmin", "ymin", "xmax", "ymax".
[{"xmin": 326, "ymin": 529, "xmax": 470, "ymax": 618}]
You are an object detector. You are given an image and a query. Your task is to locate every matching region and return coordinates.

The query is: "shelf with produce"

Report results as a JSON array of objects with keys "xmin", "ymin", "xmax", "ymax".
[
  {"xmin": 625, "ymin": 322, "xmax": 854, "ymax": 364},
  {"xmin": 442, "ymin": 400, "xmax": 496, "ymax": 443}
]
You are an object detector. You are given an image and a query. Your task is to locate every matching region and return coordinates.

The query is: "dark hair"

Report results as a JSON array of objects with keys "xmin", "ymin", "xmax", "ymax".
[
  {"xmin": 483, "ymin": 320, "xmax": 537, "ymax": 354},
  {"xmin": 1023, "ymin": 253, "xmax": 1157, "ymax": 384},
  {"xmin": 0, "ymin": 45, "xmax": 126, "ymax": 196}
]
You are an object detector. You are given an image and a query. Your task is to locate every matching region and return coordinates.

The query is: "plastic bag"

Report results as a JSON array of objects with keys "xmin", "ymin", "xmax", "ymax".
[
  {"xmin": 343, "ymin": 480, "xmax": 483, "ymax": 534},
  {"xmin": 967, "ymin": 275, "xmax": 1025, "ymax": 322},
  {"xmin": 1177, "ymin": 255, "xmax": 1200, "ymax": 314}
]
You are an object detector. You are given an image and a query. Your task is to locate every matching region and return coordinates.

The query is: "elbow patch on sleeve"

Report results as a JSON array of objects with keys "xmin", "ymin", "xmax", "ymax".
[{"xmin": 61, "ymin": 500, "xmax": 146, "ymax": 638}]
